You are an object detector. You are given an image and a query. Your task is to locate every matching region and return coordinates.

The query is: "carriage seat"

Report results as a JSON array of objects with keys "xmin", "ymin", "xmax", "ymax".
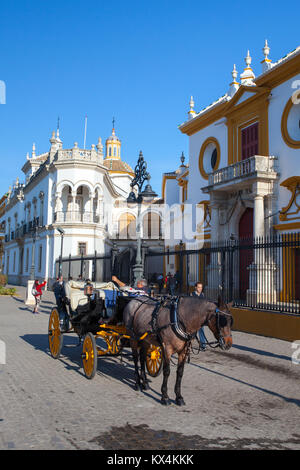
[
  {"xmin": 64, "ymin": 281, "xmax": 88, "ymax": 312},
  {"xmin": 64, "ymin": 280, "xmax": 118, "ymax": 313}
]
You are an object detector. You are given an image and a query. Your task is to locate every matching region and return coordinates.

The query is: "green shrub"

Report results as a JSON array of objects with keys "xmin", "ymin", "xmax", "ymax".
[
  {"xmin": 0, "ymin": 274, "xmax": 7, "ymax": 287},
  {"xmin": 0, "ymin": 286, "xmax": 16, "ymax": 295}
]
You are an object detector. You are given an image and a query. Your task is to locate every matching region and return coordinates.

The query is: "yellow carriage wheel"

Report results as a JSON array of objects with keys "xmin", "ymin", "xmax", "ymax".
[
  {"xmin": 82, "ymin": 332, "xmax": 98, "ymax": 379},
  {"xmin": 146, "ymin": 345, "xmax": 163, "ymax": 377},
  {"xmin": 48, "ymin": 308, "xmax": 63, "ymax": 359}
]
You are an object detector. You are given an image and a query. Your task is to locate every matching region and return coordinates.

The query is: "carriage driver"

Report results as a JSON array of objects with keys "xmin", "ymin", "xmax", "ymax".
[
  {"xmin": 112, "ymin": 275, "xmax": 149, "ymax": 295},
  {"xmin": 53, "ymin": 275, "xmax": 69, "ymax": 331}
]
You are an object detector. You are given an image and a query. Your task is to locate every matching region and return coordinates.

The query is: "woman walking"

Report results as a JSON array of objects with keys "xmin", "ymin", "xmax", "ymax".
[{"xmin": 32, "ymin": 279, "xmax": 47, "ymax": 314}]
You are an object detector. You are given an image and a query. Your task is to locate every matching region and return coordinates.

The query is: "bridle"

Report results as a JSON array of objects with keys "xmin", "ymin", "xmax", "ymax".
[
  {"xmin": 213, "ymin": 307, "xmax": 233, "ymax": 348},
  {"xmin": 196, "ymin": 306, "xmax": 233, "ymax": 350}
]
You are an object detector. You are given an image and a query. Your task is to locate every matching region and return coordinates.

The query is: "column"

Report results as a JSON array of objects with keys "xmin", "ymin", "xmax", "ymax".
[{"xmin": 253, "ymin": 194, "xmax": 265, "ymax": 239}]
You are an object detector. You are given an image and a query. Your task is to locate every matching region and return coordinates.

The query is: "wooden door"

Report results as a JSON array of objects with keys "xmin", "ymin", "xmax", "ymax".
[{"xmin": 241, "ymin": 122, "xmax": 259, "ymax": 160}]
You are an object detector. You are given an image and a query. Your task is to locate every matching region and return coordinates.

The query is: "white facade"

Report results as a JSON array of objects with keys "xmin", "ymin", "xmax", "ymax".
[
  {"xmin": 1, "ymin": 127, "xmax": 164, "ymax": 286},
  {"xmin": 162, "ymin": 42, "xmax": 300, "ymax": 303},
  {"xmin": 164, "ymin": 43, "xmax": 300, "ymax": 248}
]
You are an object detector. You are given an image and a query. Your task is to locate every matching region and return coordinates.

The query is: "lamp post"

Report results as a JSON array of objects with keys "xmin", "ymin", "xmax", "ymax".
[
  {"xmin": 29, "ymin": 220, "xmax": 40, "ymax": 280},
  {"xmin": 127, "ymin": 151, "xmax": 157, "ymax": 286},
  {"xmin": 56, "ymin": 227, "xmax": 65, "ymax": 277},
  {"xmin": 25, "ymin": 218, "xmax": 41, "ymax": 306}
]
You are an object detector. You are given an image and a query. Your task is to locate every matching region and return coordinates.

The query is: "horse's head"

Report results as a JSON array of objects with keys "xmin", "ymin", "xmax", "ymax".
[{"xmin": 207, "ymin": 297, "xmax": 233, "ymax": 350}]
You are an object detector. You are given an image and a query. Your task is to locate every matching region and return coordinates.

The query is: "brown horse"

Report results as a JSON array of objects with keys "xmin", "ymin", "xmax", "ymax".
[{"xmin": 123, "ymin": 295, "xmax": 233, "ymax": 405}]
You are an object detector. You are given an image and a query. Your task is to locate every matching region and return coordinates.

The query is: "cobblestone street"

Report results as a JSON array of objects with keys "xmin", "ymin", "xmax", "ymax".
[{"xmin": 0, "ymin": 287, "xmax": 299, "ymax": 450}]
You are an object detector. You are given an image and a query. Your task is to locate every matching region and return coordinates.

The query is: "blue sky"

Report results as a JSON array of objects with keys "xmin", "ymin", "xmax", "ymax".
[{"xmin": 0, "ymin": 0, "xmax": 299, "ymax": 196}]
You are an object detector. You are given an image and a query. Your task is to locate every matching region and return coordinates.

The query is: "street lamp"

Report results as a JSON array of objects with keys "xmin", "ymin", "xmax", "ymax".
[
  {"xmin": 29, "ymin": 219, "xmax": 41, "ymax": 280},
  {"xmin": 127, "ymin": 151, "xmax": 157, "ymax": 286},
  {"xmin": 25, "ymin": 218, "xmax": 41, "ymax": 306},
  {"xmin": 56, "ymin": 227, "xmax": 65, "ymax": 277}
]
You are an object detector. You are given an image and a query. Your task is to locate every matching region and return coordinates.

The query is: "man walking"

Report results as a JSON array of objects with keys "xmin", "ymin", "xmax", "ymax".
[
  {"xmin": 191, "ymin": 282, "xmax": 206, "ymax": 350},
  {"xmin": 167, "ymin": 273, "xmax": 176, "ymax": 296}
]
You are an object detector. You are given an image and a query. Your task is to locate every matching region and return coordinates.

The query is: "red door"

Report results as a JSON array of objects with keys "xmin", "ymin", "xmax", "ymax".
[
  {"xmin": 239, "ymin": 208, "xmax": 254, "ymax": 300},
  {"xmin": 241, "ymin": 122, "xmax": 259, "ymax": 160}
]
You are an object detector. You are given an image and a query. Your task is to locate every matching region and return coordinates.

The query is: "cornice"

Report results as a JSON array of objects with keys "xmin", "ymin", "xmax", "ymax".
[{"xmin": 179, "ymin": 50, "xmax": 300, "ymax": 136}]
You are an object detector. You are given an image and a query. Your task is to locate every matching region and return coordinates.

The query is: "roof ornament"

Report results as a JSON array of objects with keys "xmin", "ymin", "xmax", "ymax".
[
  {"xmin": 50, "ymin": 130, "xmax": 56, "ymax": 145},
  {"xmin": 180, "ymin": 151, "xmax": 185, "ymax": 166},
  {"xmin": 112, "ymin": 117, "xmax": 116, "ymax": 135},
  {"xmin": 96, "ymin": 136, "xmax": 103, "ymax": 153},
  {"xmin": 32, "ymin": 143, "xmax": 36, "ymax": 158},
  {"xmin": 240, "ymin": 50, "xmax": 256, "ymax": 86},
  {"xmin": 261, "ymin": 39, "xmax": 272, "ymax": 72},
  {"xmin": 228, "ymin": 64, "xmax": 240, "ymax": 97},
  {"xmin": 188, "ymin": 96, "xmax": 196, "ymax": 120}
]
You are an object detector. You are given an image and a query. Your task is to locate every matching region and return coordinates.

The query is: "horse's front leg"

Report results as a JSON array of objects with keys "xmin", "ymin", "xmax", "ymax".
[
  {"xmin": 161, "ymin": 348, "xmax": 171, "ymax": 405},
  {"xmin": 131, "ymin": 340, "xmax": 142, "ymax": 391},
  {"xmin": 174, "ymin": 348, "xmax": 187, "ymax": 406}
]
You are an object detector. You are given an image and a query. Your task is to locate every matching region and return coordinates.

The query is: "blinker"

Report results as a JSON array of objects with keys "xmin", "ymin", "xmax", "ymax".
[{"xmin": 216, "ymin": 312, "xmax": 233, "ymax": 328}]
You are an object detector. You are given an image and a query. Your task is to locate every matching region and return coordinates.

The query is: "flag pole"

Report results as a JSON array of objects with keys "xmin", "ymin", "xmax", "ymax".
[{"xmin": 83, "ymin": 114, "xmax": 87, "ymax": 149}]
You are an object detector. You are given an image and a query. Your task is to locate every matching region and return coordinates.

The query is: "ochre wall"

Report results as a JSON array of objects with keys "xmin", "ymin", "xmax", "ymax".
[{"xmin": 231, "ymin": 307, "xmax": 300, "ymax": 342}]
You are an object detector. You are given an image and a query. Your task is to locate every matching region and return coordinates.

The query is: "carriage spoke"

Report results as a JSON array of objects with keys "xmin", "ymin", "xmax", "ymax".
[
  {"xmin": 146, "ymin": 345, "xmax": 163, "ymax": 377},
  {"xmin": 48, "ymin": 308, "xmax": 63, "ymax": 359}
]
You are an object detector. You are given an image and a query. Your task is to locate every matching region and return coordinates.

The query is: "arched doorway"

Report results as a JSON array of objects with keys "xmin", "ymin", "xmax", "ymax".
[{"xmin": 239, "ymin": 208, "xmax": 253, "ymax": 300}]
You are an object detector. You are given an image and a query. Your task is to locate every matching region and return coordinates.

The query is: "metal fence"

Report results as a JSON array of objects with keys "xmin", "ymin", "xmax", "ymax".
[
  {"xmin": 55, "ymin": 233, "xmax": 299, "ymax": 314},
  {"xmin": 145, "ymin": 232, "xmax": 300, "ymax": 314},
  {"xmin": 55, "ymin": 252, "xmax": 112, "ymax": 283}
]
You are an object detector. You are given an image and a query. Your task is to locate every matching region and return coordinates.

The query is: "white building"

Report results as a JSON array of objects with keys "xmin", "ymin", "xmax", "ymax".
[
  {"xmin": 163, "ymin": 42, "xmax": 300, "ymax": 304},
  {"xmin": 1, "ymin": 125, "xmax": 164, "ymax": 287}
]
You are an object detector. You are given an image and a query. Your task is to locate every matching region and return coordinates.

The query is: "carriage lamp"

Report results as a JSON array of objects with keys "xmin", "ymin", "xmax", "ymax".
[{"xmin": 127, "ymin": 151, "xmax": 157, "ymax": 286}]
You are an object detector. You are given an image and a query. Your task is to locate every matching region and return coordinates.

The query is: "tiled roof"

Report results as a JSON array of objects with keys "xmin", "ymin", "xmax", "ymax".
[{"xmin": 103, "ymin": 158, "xmax": 134, "ymax": 174}]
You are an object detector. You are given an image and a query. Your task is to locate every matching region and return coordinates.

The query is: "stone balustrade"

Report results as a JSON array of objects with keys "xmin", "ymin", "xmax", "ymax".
[
  {"xmin": 56, "ymin": 146, "xmax": 102, "ymax": 164},
  {"xmin": 208, "ymin": 155, "xmax": 278, "ymax": 187}
]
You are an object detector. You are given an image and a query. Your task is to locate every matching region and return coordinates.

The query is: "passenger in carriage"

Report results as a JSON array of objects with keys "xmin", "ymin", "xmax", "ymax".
[{"xmin": 111, "ymin": 275, "xmax": 149, "ymax": 296}]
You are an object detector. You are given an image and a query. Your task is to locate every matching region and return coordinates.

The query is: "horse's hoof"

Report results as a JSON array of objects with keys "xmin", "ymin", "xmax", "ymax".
[
  {"xmin": 161, "ymin": 397, "xmax": 171, "ymax": 406},
  {"xmin": 142, "ymin": 382, "xmax": 150, "ymax": 391},
  {"xmin": 134, "ymin": 384, "xmax": 142, "ymax": 391},
  {"xmin": 175, "ymin": 398, "xmax": 186, "ymax": 406}
]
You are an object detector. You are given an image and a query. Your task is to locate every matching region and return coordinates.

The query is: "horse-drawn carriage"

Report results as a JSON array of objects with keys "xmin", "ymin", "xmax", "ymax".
[{"xmin": 48, "ymin": 280, "xmax": 163, "ymax": 379}]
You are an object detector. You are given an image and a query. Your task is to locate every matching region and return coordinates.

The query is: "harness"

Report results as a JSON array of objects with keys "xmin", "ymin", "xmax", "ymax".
[
  {"xmin": 128, "ymin": 296, "xmax": 233, "ymax": 353},
  {"xmin": 169, "ymin": 297, "xmax": 197, "ymax": 342}
]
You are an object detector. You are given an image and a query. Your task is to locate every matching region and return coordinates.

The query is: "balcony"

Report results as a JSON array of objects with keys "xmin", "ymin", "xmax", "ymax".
[
  {"xmin": 54, "ymin": 211, "xmax": 99, "ymax": 224},
  {"xmin": 202, "ymin": 155, "xmax": 279, "ymax": 193},
  {"xmin": 56, "ymin": 147, "xmax": 102, "ymax": 166}
]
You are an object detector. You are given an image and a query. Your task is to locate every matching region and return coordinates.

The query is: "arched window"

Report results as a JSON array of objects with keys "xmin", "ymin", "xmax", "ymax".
[
  {"xmin": 113, "ymin": 146, "xmax": 117, "ymax": 157},
  {"xmin": 109, "ymin": 146, "xmax": 112, "ymax": 157},
  {"xmin": 118, "ymin": 213, "xmax": 136, "ymax": 239},
  {"xmin": 143, "ymin": 212, "xmax": 161, "ymax": 239}
]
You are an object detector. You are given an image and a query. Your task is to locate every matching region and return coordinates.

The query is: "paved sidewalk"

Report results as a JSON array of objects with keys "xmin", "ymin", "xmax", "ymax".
[{"xmin": 0, "ymin": 285, "xmax": 300, "ymax": 450}]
